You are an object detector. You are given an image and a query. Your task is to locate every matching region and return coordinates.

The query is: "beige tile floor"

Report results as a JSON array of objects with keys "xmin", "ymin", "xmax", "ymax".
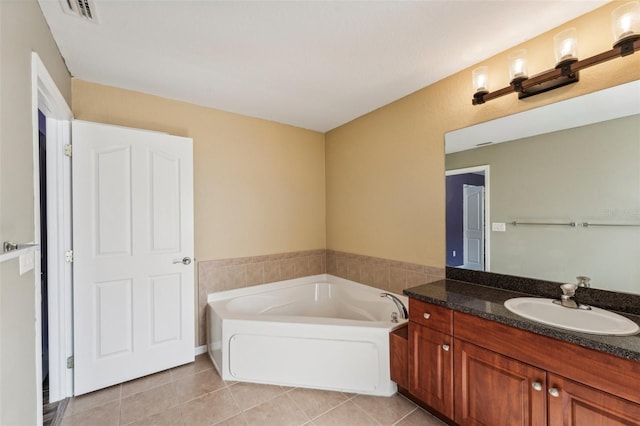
[{"xmin": 60, "ymin": 354, "xmax": 446, "ymax": 426}]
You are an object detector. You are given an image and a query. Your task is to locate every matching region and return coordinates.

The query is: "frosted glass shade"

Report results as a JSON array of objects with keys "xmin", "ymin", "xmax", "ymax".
[
  {"xmin": 554, "ymin": 28, "xmax": 578, "ymax": 65},
  {"xmin": 509, "ymin": 50, "xmax": 528, "ymax": 80},
  {"xmin": 612, "ymin": 1, "xmax": 640, "ymax": 45},
  {"xmin": 472, "ymin": 66, "xmax": 489, "ymax": 93}
]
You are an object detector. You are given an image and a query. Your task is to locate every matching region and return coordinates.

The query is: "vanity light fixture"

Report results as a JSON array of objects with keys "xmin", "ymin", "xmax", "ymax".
[{"xmin": 472, "ymin": 1, "xmax": 640, "ymax": 105}]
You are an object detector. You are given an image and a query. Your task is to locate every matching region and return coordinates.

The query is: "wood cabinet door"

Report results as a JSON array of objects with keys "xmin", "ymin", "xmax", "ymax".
[
  {"xmin": 454, "ymin": 339, "xmax": 546, "ymax": 426},
  {"xmin": 548, "ymin": 374, "xmax": 640, "ymax": 426},
  {"xmin": 408, "ymin": 321, "xmax": 454, "ymax": 418},
  {"xmin": 390, "ymin": 326, "xmax": 409, "ymax": 389}
]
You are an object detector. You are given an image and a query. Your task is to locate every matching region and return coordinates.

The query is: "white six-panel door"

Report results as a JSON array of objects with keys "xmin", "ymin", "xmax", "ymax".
[
  {"xmin": 463, "ymin": 184, "xmax": 485, "ymax": 271},
  {"xmin": 72, "ymin": 120, "xmax": 194, "ymax": 395}
]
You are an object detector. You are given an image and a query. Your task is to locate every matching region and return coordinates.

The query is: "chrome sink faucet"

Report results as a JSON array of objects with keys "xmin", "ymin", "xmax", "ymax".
[
  {"xmin": 380, "ymin": 292, "xmax": 409, "ymax": 321},
  {"xmin": 553, "ymin": 283, "xmax": 591, "ymax": 310}
]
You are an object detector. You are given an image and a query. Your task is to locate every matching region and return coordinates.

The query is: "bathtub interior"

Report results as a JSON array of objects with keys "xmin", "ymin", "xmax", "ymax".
[
  {"xmin": 206, "ymin": 275, "xmax": 408, "ymax": 396},
  {"xmin": 224, "ymin": 281, "xmax": 399, "ymax": 322}
]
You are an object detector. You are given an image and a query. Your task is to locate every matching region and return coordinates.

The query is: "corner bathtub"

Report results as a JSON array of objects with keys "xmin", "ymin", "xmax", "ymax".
[{"xmin": 206, "ymin": 275, "xmax": 408, "ymax": 396}]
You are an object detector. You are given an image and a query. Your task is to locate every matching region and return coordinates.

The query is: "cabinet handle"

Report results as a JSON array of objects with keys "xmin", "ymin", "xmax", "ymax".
[
  {"xmin": 548, "ymin": 388, "xmax": 560, "ymax": 398},
  {"xmin": 442, "ymin": 344, "xmax": 450, "ymax": 351},
  {"xmin": 423, "ymin": 313, "xmax": 431, "ymax": 319},
  {"xmin": 532, "ymin": 382, "xmax": 542, "ymax": 391}
]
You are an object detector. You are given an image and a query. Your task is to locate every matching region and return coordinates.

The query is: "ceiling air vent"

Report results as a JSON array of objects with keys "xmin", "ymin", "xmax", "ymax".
[{"xmin": 60, "ymin": 0, "xmax": 98, "ymax": 23}]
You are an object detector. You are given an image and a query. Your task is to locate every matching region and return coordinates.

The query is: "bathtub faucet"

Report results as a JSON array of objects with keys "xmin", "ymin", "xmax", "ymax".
[{"xmin": 380, "ymin": 293, "xmax": 409, "ymax": 320}]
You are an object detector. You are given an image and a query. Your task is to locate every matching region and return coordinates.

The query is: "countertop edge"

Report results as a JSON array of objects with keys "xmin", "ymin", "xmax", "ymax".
[{"xmin": 404, "ymin": 284, "xmax": 640, "ymax": 363}]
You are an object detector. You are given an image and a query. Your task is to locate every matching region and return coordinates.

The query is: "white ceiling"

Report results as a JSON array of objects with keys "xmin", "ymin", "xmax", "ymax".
[{"xmin": 38, "ymin": 0, "xmax": 607, "ymax": 132}]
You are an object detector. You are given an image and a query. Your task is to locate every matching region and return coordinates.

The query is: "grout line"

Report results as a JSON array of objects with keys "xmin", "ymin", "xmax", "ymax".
[
  {"xmin": 116, "ymin": 382, "xmax": 124, "ymax": 426},
  {"xmin": 211, "ymin": 406, "xmax": 246, "ymax": 426},
  {"xmin": 350, "ymin": 399, "xmax": 384, "ymax": 426},
  {"xmin": 236, "ymin": 383, "xmax": 291, "ymax": 413},
  {"xmin": 118, "ymin": 390, "xmax": 124, "ymax": 426},
  {"xmin": 283, "ymin": 392, "xmax": 313, "ymax": 424},
  {"xmin": 306, "ymin": 397, "xmax": 353, "ymax": 422},
  {"xmin": 224, "ymin": 382, "xmax": 253, "ymax": 414},
  {"xmin": 391, "ymin": 406, "xmax": 417, "ymax": 426},
  {"xmin": 120, "ymin": 369, "xmax": 173, "ymax": 400},
  {"xmin": 176, "ymin": 402, "xmax": 186, "ymax": 426},
  {"xmin": 284, "ymin": 388, "xmax": 317, "ymax": 423}
]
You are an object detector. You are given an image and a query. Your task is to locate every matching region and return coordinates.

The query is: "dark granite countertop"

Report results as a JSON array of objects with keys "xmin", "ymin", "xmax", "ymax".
[{"xmin": 404, "ymin": 279, "xmax": 640, "ymax": 362}]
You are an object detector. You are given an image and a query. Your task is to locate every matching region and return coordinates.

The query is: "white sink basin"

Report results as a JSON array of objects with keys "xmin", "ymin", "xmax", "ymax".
[{"xmin": 504, "ymin": 297, "xmax": 640, "ymax": 336}]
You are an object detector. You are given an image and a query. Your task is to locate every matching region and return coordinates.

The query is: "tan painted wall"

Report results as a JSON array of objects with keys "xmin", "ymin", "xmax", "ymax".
[
  {"xmin": 325, "ymin": 2, "xmax": 640, "ymax": 267},
  {"xmin": 72, "ymin": 80, "xmax": 327, "ymax": 261},
  {"xmin": 447, "ymin": 115, "xmax": 640, "ymax": 294},
  {"xmin": 0, "ymin": 1, "xmax": 71, "ymax": 424}
]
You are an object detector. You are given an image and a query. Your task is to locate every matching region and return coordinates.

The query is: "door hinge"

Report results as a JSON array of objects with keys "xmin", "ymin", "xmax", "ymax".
[
  {"xmin": 64, "ymin": 144, "xmax": 72, "ymax": 157},
  {"xmin": 65, "ymin": 250, "xmax": 74, "ymax": 263},
  {"xmin": 67, "ymin": 356, "xmax": 74, "ymax": 369}
]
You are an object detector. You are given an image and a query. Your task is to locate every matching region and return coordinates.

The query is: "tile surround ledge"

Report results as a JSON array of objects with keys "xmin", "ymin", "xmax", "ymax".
[
  {"xmin": 326, "ymin": 250, "xmax": 445, "ymax": 295},
  {"xmin": 196, "ymin": 249, "xmax": 444, "ymax": 346}
]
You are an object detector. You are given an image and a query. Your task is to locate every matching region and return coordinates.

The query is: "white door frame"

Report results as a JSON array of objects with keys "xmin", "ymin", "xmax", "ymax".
[
  {"xmin": 445, "ymin": 165, "xmax": 491, "ymax": 271},
  {"xmin": 32, "ymin": 52, "xmax": 74, "ymax": 410}
]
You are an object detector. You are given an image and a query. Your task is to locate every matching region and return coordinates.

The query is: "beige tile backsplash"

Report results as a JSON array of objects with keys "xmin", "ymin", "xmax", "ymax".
[
  {"xmin": 197, "ymin": 249, "xmax": 444, "ymax": 345},
  {"xmin": 326, "ymin": 250, "xmax": 445, "ymax": 295}
]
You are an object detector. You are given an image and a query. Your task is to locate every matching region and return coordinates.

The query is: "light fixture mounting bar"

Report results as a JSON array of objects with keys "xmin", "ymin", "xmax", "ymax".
[{"xmin": 472, "ymin": 37, "xmax": 640, "ymax": 105}]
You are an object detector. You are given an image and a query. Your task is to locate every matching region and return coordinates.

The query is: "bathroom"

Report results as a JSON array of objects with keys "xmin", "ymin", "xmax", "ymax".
[{"xmin": 1, "ymin": 1, "xmax": 640, "ymax": 425}]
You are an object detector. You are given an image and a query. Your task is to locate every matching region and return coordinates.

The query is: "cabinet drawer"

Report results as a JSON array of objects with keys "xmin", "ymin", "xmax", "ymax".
[{"xmin": 409, "ymin": 298, "xmax": 453, "ymax": 334}]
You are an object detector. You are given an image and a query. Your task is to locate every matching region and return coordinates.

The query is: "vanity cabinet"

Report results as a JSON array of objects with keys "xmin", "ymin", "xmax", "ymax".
[
  {"xmin": 403, "ymin": 297, "xmax": 640, "ymax": 426},
  {"xmin": 408, "ymin": 299, "xmax": 454, "ymax": 419}
]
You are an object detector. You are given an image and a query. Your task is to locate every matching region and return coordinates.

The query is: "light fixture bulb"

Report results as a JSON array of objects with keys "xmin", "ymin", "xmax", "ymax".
[
  {"xmin": 562, "ymin": 40, "xmax": 573, "ymax": 56},
  {"xmin": 612, "ymin": 1, "xmax": 640, "ymax": 46},
  {"xmin": 554, "ymin": 28, "xmax": 578, "ymax": 65},
  {"xmin": 622, "ymin": 14, "xmax": 632, "ymax": 32},
  {"xmin": 477, "ymin": 74, "xmax": 487, "ymax": 88},
  {"xmin": 509, "ymin": 50, "xmax": 528, "ymax": 81},
  {"xmin": 472, "ymin": 66, "xmax": 489, "ymax": 94}
]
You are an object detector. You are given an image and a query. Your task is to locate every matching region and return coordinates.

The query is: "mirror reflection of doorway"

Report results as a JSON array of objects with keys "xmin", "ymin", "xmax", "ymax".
[
  {"xmin": 446, "ymin": 166, "xmax": 489, "ymax": 271},
  {"xmin": 463, "ymin": 184, "xmax": 484, "ymax": 270}
]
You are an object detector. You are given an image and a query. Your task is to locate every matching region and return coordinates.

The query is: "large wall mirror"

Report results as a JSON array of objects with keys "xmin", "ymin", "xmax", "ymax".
[{"xmin": 445, "ymin": 80, "xmax": 640, "ymax": 295}]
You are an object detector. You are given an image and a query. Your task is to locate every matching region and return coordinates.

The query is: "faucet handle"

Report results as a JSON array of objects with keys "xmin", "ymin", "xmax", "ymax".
[
  {"xmin": 576, "ymin": 276, "xmax": 591, "ymax": 288},
  {"xmin": 560, "ymin": 283, "xmax": 577, "ymax": 297}
]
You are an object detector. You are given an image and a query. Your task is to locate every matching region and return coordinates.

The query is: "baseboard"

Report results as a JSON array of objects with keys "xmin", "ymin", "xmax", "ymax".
[{"xmin": 195, "ymin": 345, "xmax": 207, "ymax": 356}]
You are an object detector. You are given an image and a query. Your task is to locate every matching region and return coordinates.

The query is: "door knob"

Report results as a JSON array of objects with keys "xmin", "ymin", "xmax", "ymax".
[
  {"xmin": 173, "ymin": 257, "xmax": 192, "ymax": 265},
  {"xmin": 548, "ymin": 387, "xmax": 560, "ymax": 398},
  {"xmin": 532, "ymin": 382, "xmax": 542, "ymax": 391}
]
